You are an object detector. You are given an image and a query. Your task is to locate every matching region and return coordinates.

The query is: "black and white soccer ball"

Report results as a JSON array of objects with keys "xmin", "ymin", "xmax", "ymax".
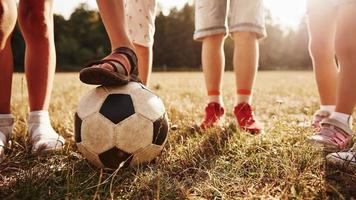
[{"xmin": 74, "ymin": 82, "xmax": 169, "ymax": 169}]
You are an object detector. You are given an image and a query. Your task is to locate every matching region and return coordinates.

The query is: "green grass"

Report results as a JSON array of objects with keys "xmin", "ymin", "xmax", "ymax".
[{"xmin": 0, "ymin": 71, "xmax": 355, "ymax": 199}]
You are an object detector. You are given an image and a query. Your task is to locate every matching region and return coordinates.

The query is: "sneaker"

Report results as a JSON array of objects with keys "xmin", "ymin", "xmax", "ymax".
[
  {"xmin": 307, "ymin": 118, "xmax": 354, "ymax": 151},
  {"xmin": 200, "ymin": 102, "xmax": 225, "ymax": 129},
  {"xmin": 234, "ymin": 103, "xmax": 263, "ymax": 135},
  {"xmin": 0, "ymin": 115, "xmax": 14, "ymax": 163},
  {"xmin": 326, "ymin": 143, "xmax": 356, "ymax": 172},
  {"xmin": 312, "ymin": 110, "xmax": 331, "ymax": 130}
]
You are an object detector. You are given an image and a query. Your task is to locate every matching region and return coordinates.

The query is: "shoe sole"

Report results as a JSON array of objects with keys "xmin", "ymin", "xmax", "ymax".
[{"xmin": 80, "ymin": 67, "xmax": 130, "ymax": 86}]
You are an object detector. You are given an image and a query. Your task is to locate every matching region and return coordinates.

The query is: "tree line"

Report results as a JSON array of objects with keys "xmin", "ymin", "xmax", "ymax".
[{"xmin": 11, "ymin": 3, "xmax": 312, "ymax": 72}]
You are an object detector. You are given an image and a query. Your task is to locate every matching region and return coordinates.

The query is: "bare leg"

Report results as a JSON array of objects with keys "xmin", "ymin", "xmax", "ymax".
[
  {"xmin": 232, "ymin": 32, "xmax": 258, "ymax": 104},
  {"xmin": 0, "ymin": 0, "xmax": 17, "ymax": 114},
  {"xmin": 96, "ymin": 0, "xmax": 133, "ymax": 51},
  {"xmin": 89, "ymin": 0, "xmax": 136, "ymax": 73},
  {"xmin": 201, "ymin": 34, "xmax": 226, "ymax": 97},
  {"xmin": 334, "ymin": 4, "xmax": 356, "ymax": 115},
  {"xmin": 134, "ymin": 43, "xmax": 152, "ymax": 86},
  {"xmin": 18, "ymin": 0, "xmax": 55, "ymax": 111},
  {"xmin": 308, "ymin": 6, "xmax": 338, "ymax": 105}
]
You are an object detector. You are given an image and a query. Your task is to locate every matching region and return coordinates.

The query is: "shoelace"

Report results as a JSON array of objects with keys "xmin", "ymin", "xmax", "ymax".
[
  {"xmin": 204, "ymin": 104, "xmax": 221, "ymax": 122},
  {"xmin": 237, "ymin": 105, "xmax": 255, "ymax": 124}
]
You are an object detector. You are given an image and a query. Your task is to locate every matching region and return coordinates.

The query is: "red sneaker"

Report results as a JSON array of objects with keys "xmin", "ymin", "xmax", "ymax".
[
  {"xmin": 200, "ymin": 102, "xmax": 225, "ymax": 129},
  {"xmin": 234, "ymin": 103, "xmax": 263, "ymax": 134}
]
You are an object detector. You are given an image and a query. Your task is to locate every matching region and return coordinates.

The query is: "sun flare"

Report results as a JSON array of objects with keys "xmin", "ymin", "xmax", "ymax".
[{"xmin": 265, "ymin": 0, "xmax": 307, "ymax": 29}]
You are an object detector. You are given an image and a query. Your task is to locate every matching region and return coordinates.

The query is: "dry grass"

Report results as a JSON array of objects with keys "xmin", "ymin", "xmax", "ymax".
[{"xmin": 0, "ymin": 71, "xmax": 355, "ymax": 199}]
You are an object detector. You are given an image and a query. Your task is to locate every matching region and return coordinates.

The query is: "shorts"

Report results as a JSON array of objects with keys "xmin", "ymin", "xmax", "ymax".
[
  {"xmin": 125, "ymin": 0, "xmax": 156, "ymax": 47},
  {"xmin": 194, "ymin": 0, "xmax": 267, "ymax": 41}
]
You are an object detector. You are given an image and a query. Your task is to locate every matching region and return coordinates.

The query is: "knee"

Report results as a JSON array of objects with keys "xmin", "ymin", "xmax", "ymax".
[
  {"xmin": 232, "ymin": 31, "xmax": 257, "ymax": 41},
  {"xmin": 18, "ymin": 3, "xmax": 52, "ymax": 42},
  {"xmin": 309, "ymin": 39, "xmax": 334, "ymax": 62},
  {"xmin": 0, "ymin": 2, "xmax": 16, "ymax": 49},
  {"xmin": 335, "ymin": 36, "xmax": 356, "ymax": 61},
  {"xmin": 202, "ymin": 33, "xmax": 226, "ymax": 45}
]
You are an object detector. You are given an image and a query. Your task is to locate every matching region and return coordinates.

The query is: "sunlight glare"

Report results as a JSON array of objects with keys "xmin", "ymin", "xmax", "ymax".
[{"xmin": 264, "ymin": 0, "xmax": 307, "ymax": 29}]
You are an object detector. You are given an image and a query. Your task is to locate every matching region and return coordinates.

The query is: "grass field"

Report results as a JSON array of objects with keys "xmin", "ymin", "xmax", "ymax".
[{"xmin": 0, "ymin": 71, "xmax": 355, "ymax": 199}]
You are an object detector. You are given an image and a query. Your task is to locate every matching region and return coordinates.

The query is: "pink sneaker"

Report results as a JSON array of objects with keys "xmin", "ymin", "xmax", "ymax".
[
  {"xmin": 307, "ymin": 118, "xmax": 354, "ymax": 151},
  {"xmin": 200, "ymin": 102, "xmax": 225, "ymax": 129},
  {"xmin": 326, "ymin": 143, "xmax": 356, "ymax": 172},
  {"xmin": 312, "ymin": 110, "xmax": 331, "ymax": 130},
  {"xmin": 234, "ymin": 103, "xmax": 264, "ymax": 135}
]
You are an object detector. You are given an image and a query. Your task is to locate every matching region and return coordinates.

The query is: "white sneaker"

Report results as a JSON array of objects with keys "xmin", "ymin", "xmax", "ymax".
[
  {"xmin": 0, "ymin": 114, "xmax": 14, "ymax": 163},
  {"xmin": 326, "ymin": 143, "xmax": 356, "ymax": 172},
  {"xmin": 28, "ymin": 111, "xmax": 65, "ymax": 154}
]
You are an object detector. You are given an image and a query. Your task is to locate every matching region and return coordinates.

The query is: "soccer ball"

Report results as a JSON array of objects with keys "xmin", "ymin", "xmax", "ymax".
[{"xmin": 74, "ymin": 82, "xmax": 169, "ymax": 169}]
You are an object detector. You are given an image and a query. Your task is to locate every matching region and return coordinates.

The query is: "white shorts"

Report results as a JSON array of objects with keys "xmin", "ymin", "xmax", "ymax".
[
  {"xmin": 194, "ymin": 0, "xmax": 267, "ymax": 41},
  {"xmin": 125, "ymin": 0, "xmax": 156, "ymax": 47}
]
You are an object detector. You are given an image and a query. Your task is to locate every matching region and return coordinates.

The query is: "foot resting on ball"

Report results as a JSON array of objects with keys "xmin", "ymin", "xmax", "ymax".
[
  {"xmin": 0, "ymin": 114, "xmax": 14, "ymax": 163},
  {"xmin": 28, "ymin": 111, "xmax": 65, "ymax": 154},
  {"xmin": 79, "ymin": 47, "xmax": 140, "ymax": 86}
]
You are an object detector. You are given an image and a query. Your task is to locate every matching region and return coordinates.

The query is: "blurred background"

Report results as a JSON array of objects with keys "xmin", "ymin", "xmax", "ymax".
[{"xmin": 12, "ymin": 0, "xmax": 312, "ymax": 71}]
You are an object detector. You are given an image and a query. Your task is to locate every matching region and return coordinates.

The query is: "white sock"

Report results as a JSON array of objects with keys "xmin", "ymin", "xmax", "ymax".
[
  {"xmin": 0, "ymin": 114, "xmax": 14, "ymax": 147},
  {"xmin": 320, "ymin": 105, "xmax": 336, "ymax": 113},
  {"xmin": 330, "ymin": 112, "xmax": 353, "ymax": 129},
  {"xmin": 236, "ymin": 95, "xmax": 252, "ymax": 105},
  {"xmin": 28, "ymin": 111, "xmax": 64, "ymax": 153},
  {"xmin": 208, "ymin": 95, "xmax": 223, "ymax": 105}
]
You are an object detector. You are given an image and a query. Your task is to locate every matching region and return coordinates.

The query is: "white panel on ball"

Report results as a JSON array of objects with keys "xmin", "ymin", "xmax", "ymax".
[
  {"xmin": 115, "ymin": 114, "xmax": 153, "ymax": 154},
  {"xmin": 77, "ymin": 87, "xmax": 108, "ymax": 119},
  {"xmin": 130, "ymin": 88, "xmax": 166, "ymax": 121},
  {"xmin": 81, "ymin": 113, "xmax": 115, "ymax": 154}
]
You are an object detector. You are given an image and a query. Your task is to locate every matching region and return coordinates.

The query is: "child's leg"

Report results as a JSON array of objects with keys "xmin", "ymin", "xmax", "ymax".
[
  {"xmin": 230, "ymin": 0, "xmax": 266, "ymax": 105},
  {"xmin": 194, "ymin": 0, "xmax": 228, "ymax": 129},
  {"xmin": 198, "ymin": 34, "xmax": 226, "ymax": 129},
  {"xmin": 229, "ymin": 0, "xmax": 266, "ymax": 134},
  {"xmin": 307, "ymin": 1, "xmax": 338, "ymax": 109},
  {"xmin": 134, "ymin": 44, "xmax": 152, "ymax": 85},
  {"xmin": 0, "ymin": 0, "xmax": 17, "ymax": 161},
  {"xmin": 0, "ymin": 0, "xmax": 17, "ymax": 114},
  {"xmin": 307, "ymin": 2, "xmax": 356, "ymax": 151},
  {"xmin": 202, "ymin": 34, "xmax": 226, "ymax": 104},
  {"xmin": 232, "ymin": 32, "xmax": 258, "ymax": 104},
  {"xmin": 79, "ymin": 0, "xmax": 139, "ymax": 86},
  {"xmin": 18, "ymin": 0, "xmax": 64, "ymax": 154},
  {"xmin": 18, "ymin": 0, "xmax": 55, "ymax": 112},
  {"xmin": 97, "ymin": 0, "xmax": 133, "ymax": 51},
  {"xmin": 325, "ymin": 2, "xmax": 356, "ymax": 170},
  {"xmin": 333, "ymin": 2, "xmax": 356, "ymax": 125},
  {"xmin": 125, "ymin": 0, "xmax": 157, "ymax": 86}
]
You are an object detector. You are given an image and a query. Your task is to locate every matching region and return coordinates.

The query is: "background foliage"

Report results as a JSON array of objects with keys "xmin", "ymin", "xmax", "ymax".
[{"xmin": 11, "ymin": 3, "xmax": 312, "ymax": 72}]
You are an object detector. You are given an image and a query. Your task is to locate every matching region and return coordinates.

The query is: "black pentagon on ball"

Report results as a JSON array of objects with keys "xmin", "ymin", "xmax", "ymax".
[
  {"xmin": 152, "ymin": 114, "xmax": 169, "ymax": 145},
  {"xmin": 74, "ymin": 112, "xmax": 82, "ymax": 143},
  {"xmin": 98, "ymin": 147, "xmax": 133, "ymax": 169},
  {"xmin": 99, "ymin": 94, "xmax": 135, "ymax": 124}
]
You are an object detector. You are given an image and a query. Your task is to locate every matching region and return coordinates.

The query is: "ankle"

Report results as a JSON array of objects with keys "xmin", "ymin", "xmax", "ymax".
[
  {"xmin": 0, "ymin": 114, "xmax": 14, "ymax": 146},
  {"xmin": 330, "ymin": 112, "xmax": 353, "ymax": 129},
  {"xmin": 236, "ymin": 89, "xmax": 252, "ymax": 105},
  {"xmin": 207, "ymin": 90, "xmax": 223, "ymax": 105},
  {"xmin": 320, "ymin": 105, "xmax": 336, "ymax": 113}
]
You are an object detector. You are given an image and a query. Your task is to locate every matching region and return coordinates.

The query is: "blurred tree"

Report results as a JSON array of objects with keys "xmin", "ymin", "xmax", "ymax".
[{"xmin": 10, "ymin": 3, "xmax": 312, "ymax": 72}]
